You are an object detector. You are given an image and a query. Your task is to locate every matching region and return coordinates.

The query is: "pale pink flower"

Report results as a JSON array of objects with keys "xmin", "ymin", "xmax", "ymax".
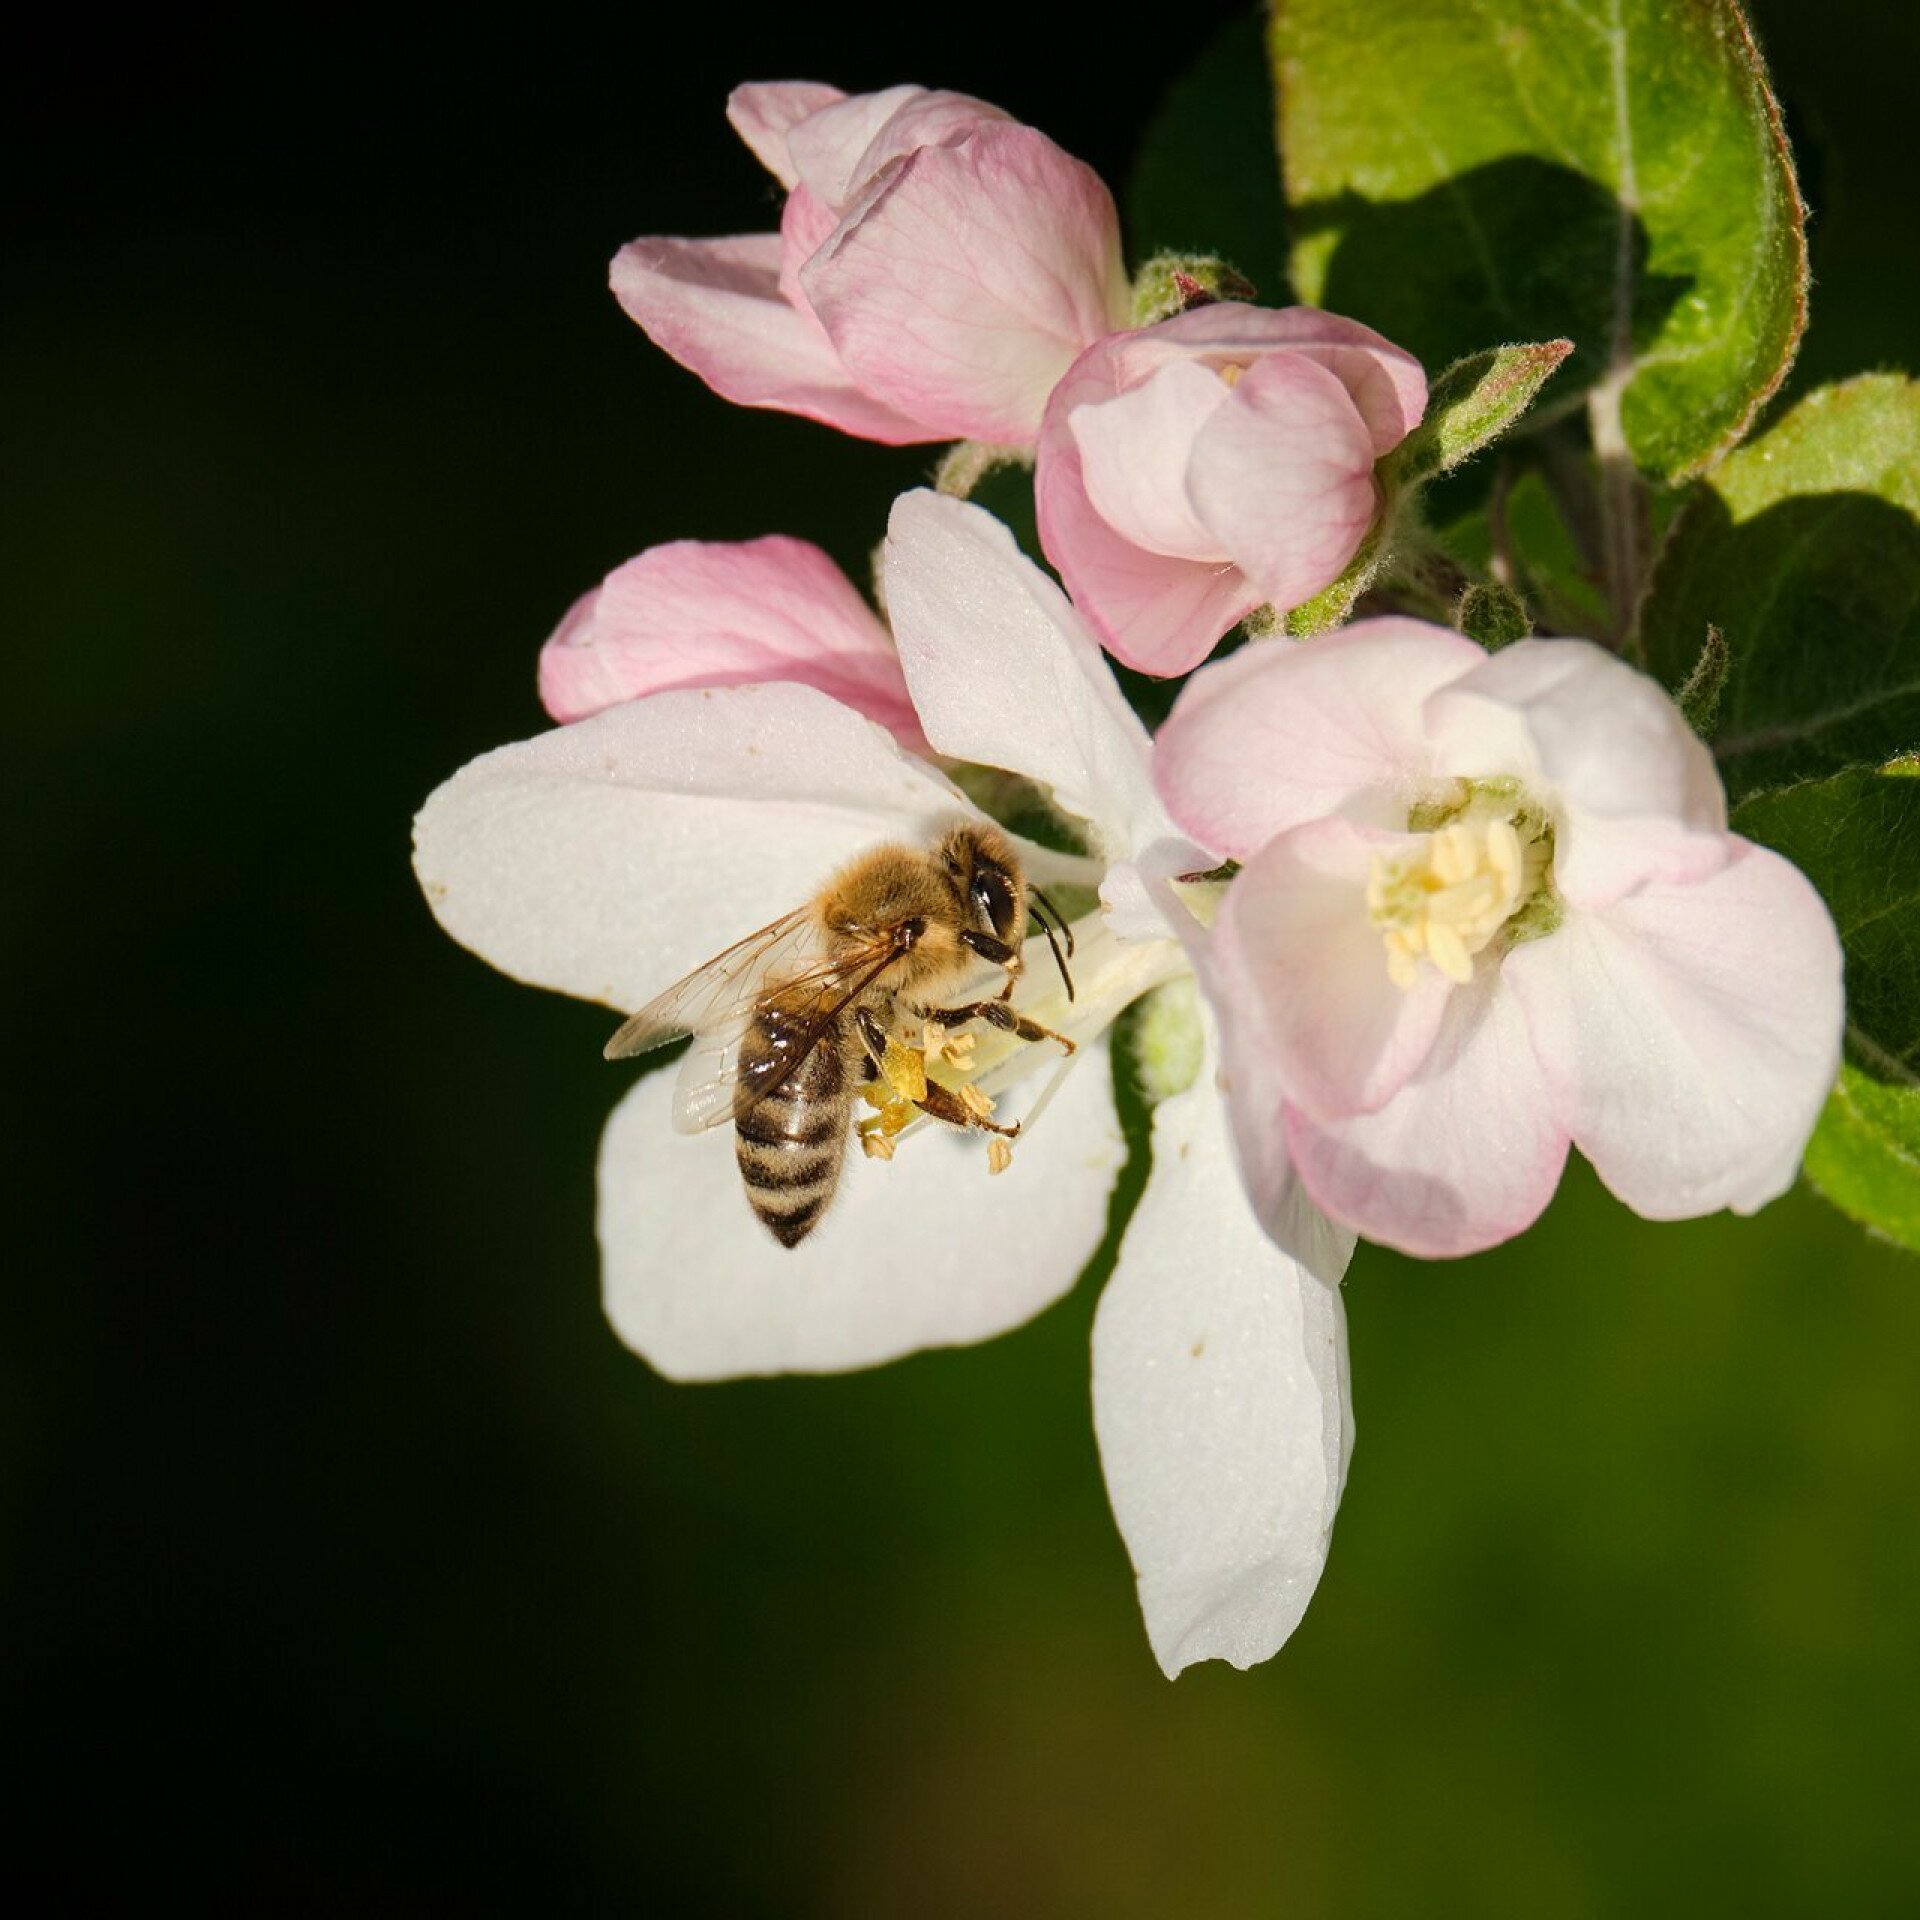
[
  {"xmin": 1155, "ymin": 620, "xmax": 1845, "ymax": 1258},
  {"xmin": 536, "ymin": 533, "xmax": 924, "ymax": 748},
  {"xmin": 1035, "ymin": 304, "xmax": 1426, "ymax": 675},
  {"xmin": 414, "ymin": 492, "xmax": 1354, "ymax": 1676},
  {"xmin": 611, "ymin": 83, "xmax": 1130, "ymax": 447}
]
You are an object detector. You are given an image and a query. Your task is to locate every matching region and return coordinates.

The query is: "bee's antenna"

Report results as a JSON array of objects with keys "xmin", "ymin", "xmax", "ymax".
[
  {"xmin": 1028, "ymin": 890, "xmax": 1076, "ymax": 1002},
  {"xmin": 1030, "ymin": 888, "xmax": 1075, "ymax": 958}
]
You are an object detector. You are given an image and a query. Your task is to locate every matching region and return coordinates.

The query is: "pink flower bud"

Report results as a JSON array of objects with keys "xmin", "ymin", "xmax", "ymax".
[
  {"xmin": 611, "ymin": 84, "xmax": 1130, "ymax": 447},
  {"xmin": 537, "ymin": 534, "xmax": 924, "ymax": 750},
  {"xmin": 1035, "ymin": 304, "xmax": 1427, "ymax": 675}
]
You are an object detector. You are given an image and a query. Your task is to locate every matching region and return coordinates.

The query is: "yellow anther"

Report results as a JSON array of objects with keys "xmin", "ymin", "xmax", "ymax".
[
  {"xmin": 922, "ymin": 1024, "xmax": 976, "ymax": 1068},
  {"xmin": 958, "ymin": 1083, "xmax": 995, "ymax": 1123},
  {"xmin": 861, "ymin": 1129, "xmax": 896, "ymax": 1161},
  {"xmin": 1368, "ymin": 813, "xmax": 1535, "ymax": 989},
  {"xmin": 986, "ymin": 1137, "xmax": 1014, "ymax": 1175}
]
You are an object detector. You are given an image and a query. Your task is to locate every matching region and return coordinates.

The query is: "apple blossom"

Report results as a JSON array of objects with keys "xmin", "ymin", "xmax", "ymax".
[
  {"xmin": 413, "ymin": 490, "xmax": 1356, "ymax": 1675},
  {"xmin": 611, "ymin": 83, "xmax": 1130, "ymax": 447},
  {"xmin": 536, "ymin": 532, "xmax": 924, "ymax": 748},
  {"xmin": 1155, "ymin": 620, "xmax": 1847, "ymax": 1259},
  {"xmin": 1035, "ymin": 303, "xmax": 1427, "ymax": 675}
]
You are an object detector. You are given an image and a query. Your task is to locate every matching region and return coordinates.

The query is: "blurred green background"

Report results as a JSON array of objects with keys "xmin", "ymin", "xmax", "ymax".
[{"xmin": 8, "ymin": 4, "xmax": 1918, "ymax": 1910}]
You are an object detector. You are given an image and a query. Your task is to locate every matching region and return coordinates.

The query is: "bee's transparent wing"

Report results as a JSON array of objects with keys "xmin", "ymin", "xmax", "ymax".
[
  {"xmin": 602, "ymin": 909, "xmax": 822, "ymax": 1063},
  {"xmin": 664, "ymin": 933, "xmax": 918, "ymax": 1137},
  {"xmin": 669, "ymin": 997, "xmax": 808, "ymax": 1136},
  {"xmin": 666, "ymin": 1008, "xmax": 766, "ymax": 1135}
]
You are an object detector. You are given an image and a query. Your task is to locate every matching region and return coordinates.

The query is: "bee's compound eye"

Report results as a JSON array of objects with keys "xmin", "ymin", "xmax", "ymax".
[{"xmin": 971, "ymin": 867, "xmax": 1016, "ymax": 942}]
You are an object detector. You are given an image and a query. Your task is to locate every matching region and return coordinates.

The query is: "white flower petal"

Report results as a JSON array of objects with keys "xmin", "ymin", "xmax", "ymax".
[
  {"xmin": 600, "ymin": 1035, "xmax": 1125, "ymax": 1378},
  {"xmin": 1096, "ymin": 840, "xmax": 1204, "ymax": 943},
  {"xmin": 412, "ymin": 684, "xmax": 977, "ymax": 1016},
  {"xmin": 1422, "ymin": 637, "xmax": 1728, "ymax": 906},
  {"xmin": 1285, "ymin": 968, "xmax": 1569, "ymax": 1258},
  {"xmin": 836, "ymin": 88, "xmax": 1012, "ymax": 195},
  {"xmin": 1213, "ymin": 818, "xmax": 1453, "ymax": 1120},
  {"xmin": 1135, "ymin": 870, "xmax": 1357, "ymax": 1286},
  {"xmin": 883, "ymin": 491, "xmax": 1184, "ymax": 865},
  {"xmin": 1209, "ymin": 997, "xmax": 1362, "ymax": 1287},
  {"xmin": 1154, "ymin": 618, "xmax": 1485, "ymax": 858},
  {"xmin": 1093, "ymin": 1062, "xmax": 1352, "ymax": 1677},
  {"xmin": 1506, "ymin": 841, "xmax": 1844, "ymax": 1219}
]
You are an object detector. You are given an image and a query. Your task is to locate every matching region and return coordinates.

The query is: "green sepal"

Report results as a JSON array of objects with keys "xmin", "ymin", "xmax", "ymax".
[
  {"xmin": 1676, "ymin": 625, "xmax": 1731, "ymax": 736},
  {"xmin": 1130, "ymin": 252, "xmax": 1258, "ymax": 328},
  {"xmin": 1285, "ymin": 343, "xmax": 1570, "ymax": 638},
  {"xmin": 1127, "ymin": 978, "xmax": 1206, "ymax": 1107},
  {"xmin": 1456, "ymin": 580, "xmax": 1531, "ymax": 649},
  {"xmin": 1384, "ymin": 341, "xmax": 1574, "ymax": 490},
  {"xmin": 1283, "ymin": 519, "xmax": 1389, "ymax": 637},
  {"xmin": 932, "ymin": 440, "xmax": 1032, "ymax": 502}
]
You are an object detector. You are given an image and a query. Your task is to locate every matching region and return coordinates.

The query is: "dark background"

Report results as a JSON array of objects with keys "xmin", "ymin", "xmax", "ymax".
[{"xmin": 7, "ymin": 3, "xmax": 1918, "ymax": 1910}]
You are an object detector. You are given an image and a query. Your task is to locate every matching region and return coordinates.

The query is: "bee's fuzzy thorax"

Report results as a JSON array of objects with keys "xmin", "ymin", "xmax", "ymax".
[{"xmin": 812, "ymin": 822, "xmax": 1027, "ymax": 1000}]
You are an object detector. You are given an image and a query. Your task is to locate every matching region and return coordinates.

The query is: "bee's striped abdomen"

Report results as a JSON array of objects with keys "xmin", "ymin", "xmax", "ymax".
[{"xmin": 734, "ymin": 1008, "xmax": 851, "ymax": 1247}]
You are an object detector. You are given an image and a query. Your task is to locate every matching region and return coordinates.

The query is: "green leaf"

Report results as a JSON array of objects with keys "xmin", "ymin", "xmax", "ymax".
[
  {"xmin": 1734, "ymin": 763, "xmax": 1920, "ymax": 1250},
  {"xmin": 1271, "ymin": 0, "xmax": 1807, "ymax": 480},
  {"xmin": 1385, "ymin": 340, "xmax": 1573, "ymax": 487},
  {"xmin": 1642, "ymin": 376, "xmax": 1920, "ymax": 804},
  {"xmin": 1803, "ymin": 1070, "xmax": 1920, "ymax": 1254},
  {"xmin": 1503, "ymin": 470, "xmax": 1610, "ymax": 637},
  {"xmin": 1736, "ymin": 764, "xmax": 1920, "ymax": 1072},
  {"xmin": 1128, "ymin": 10, "xmax": 1290, "ymax": 300}
]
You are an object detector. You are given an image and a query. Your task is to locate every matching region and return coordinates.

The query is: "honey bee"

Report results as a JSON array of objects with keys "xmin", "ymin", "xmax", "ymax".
[{"xmin": 603, "ymin": 822, "xmax": 1077, "ymax": 1247}]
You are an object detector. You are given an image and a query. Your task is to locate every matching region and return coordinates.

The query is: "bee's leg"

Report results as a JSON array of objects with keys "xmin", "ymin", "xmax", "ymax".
[
  {"xmin": 961, "ymin": 929, "xmax": 1022, "ymax": 992},
  {"xmin": 853, "ymin": 1006, "xmax": 890, "ymax": 1079},
  {"xmin": 913, "ymin": 1078, "xmax": 1019, "ymax": 1138},
  {"xmin": 958, "ymin": 927, "xmax": 1025, "ymax": 1001},
  {"xmin": 959, "ymin": 929, "xmax": 1018, "ymax": 966},
  {"xmin": 925, "ymin": 998, "xmax": 1076, "ymax": 1056}
]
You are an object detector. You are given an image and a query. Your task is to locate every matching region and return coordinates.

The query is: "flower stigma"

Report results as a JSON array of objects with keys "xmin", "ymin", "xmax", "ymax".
[{"xmin": 1367, "ymin": 780, "xmax": 1557, "ymax": 989}]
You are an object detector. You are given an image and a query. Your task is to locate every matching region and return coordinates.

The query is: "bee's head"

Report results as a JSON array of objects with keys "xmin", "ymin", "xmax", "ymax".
[{"xmin": 938, "ymin": 823, "xmax": 1024, "ymax": 947}]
